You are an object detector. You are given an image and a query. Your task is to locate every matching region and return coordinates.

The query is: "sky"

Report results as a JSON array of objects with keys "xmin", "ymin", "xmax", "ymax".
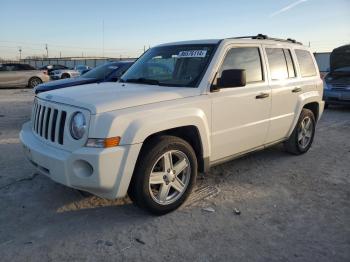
[{"xmin": 0, "ymin": 0, "xmax": 349, "ymax": 60}]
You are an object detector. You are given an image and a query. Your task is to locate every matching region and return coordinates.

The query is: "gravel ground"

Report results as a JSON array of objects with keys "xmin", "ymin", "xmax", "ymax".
[{"xmin": 0, "ymin": 88, "xmax": 349, "ymax": 262}]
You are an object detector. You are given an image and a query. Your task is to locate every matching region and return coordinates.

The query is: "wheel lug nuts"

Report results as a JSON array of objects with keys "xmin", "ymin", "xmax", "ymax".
[
  {"xmin": 163, "ymin": 175, "xmax": 166, "ymax": 179},
  {"xmin": 167, "ymin": 169, "xmax": 170, "ymax": 173}
]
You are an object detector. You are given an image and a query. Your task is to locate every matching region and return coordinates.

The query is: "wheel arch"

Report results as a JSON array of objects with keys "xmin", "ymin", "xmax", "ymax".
[
  {"xmin": 287, "ymin": 93, "xmax": 322, "ymax": 137},
  {"xmin": 140, "ymin": 125, "xmax": 207, "ymax": 173}
]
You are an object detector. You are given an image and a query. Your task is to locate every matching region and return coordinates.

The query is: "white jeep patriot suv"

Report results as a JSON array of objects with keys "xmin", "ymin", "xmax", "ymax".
[{"xmin": 20, "ymin": 34, "xmax": 324, "ymax": 214}]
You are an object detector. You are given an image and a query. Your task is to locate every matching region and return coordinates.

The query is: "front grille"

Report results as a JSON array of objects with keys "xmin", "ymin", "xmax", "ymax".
[
  {"xmin": 32, "ymin": 101, "xmax": 67, "ymax": 145},
  {"xmin": 332, "ymin": 83, "xmax": 349, "ymax": 89}
]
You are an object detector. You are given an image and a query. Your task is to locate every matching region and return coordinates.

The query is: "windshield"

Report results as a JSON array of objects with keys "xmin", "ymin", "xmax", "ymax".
[
  {"xmin": 120, "ymin": 44, "xmax": 216, "ymax": 87},
  {"xmin": 81, "ymin": 63, "xmax": 119, "ymax": 79}
]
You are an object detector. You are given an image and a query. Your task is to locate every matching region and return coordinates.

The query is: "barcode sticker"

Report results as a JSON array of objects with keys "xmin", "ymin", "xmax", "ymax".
[{"xmin": 178, "ymin": 50, "xmax": 207, "ymax": 58}]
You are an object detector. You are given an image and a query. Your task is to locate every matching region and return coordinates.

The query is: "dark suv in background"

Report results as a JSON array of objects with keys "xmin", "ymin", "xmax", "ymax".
[
  {"xmin": 35, "ymin": 61, "xmax": 133, "ymax": 94},
  {"xmin": 323, "ymin": 44, "xmax": 350, "ymax": 107}
]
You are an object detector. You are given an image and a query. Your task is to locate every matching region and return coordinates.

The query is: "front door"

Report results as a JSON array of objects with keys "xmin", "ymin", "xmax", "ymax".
[{"xmin": 210, "ymin": 45, "xmax": 271, "ymax": 162}]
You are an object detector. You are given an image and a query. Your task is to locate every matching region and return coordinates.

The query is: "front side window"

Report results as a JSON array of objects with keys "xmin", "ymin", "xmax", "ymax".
[
  {"xmin": 266, "ymin": 48, "xmax": 289, "ymax": 80},
  {"xmin": 295, "ymin": 49, "xmax": 317, "ymax": 77},
  {"xmin": 120, "ymin": 44, "xmax": 216, "ymax": 87},
  {"xmin": 220, "ymin": 47, "xmax": 263, "ymax": 83}
]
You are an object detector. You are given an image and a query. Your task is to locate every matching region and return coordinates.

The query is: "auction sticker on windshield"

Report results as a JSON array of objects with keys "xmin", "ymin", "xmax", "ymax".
[{"xmin": 178, "ymin": 50, "xmax": 207, "ymax": 58}]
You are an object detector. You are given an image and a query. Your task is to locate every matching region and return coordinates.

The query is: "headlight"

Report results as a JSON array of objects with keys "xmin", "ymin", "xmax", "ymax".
[
  {"xmin": 70, "ymin": 112, "xmax": 86, "ymax": 140},
  {"xmin": 324, "ymin": 81, "xmax": 331, "ymax": 90}
]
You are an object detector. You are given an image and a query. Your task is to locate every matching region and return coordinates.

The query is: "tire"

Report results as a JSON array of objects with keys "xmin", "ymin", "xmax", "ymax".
[
  {"xmin": 128, "ymin": 135, "xmax": 198, "ymax": 215},
  {"xmin": 284, "ymin": 108, "xmax": 316, "ymax": 155},
  {"xmin": 61, "ymin": 73, "xmax": 70, "ymax": 79},
  {"xmin": 28, "ymin": 77, "xmax": 42, "ymax": 88}
]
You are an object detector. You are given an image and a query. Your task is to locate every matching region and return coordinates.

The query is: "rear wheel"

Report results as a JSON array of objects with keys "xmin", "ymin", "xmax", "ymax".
[
  {"xmin": 284, "ymin": 108, "xmax": 316, "ymax": 155},
  {"xmin": 61, "ymin": 73, "xmax": 70, "ymax": 79},
  {"xmin": 28, "ymin": 77, "xmax": 42, "ymax": 88},
  {"xmin": 128, "ymin": 136, "xmax": 197, "ymax": 215}
]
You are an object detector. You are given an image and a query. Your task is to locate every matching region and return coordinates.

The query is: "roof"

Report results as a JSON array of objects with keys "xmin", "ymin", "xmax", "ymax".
[{"xmin": 156, "ymin": 34, "xmax": 305, "ymax": 48}]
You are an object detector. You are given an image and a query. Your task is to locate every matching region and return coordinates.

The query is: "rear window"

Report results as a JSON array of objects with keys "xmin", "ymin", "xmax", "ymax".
[{"xmin": 295, "ymin": 50, "xmax": 317, "ymax": 77}]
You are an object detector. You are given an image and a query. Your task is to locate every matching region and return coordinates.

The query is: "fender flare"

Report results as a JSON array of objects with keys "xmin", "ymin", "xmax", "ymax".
[
  {"xmin": 123, "ymin": 108, "xmax": 211, "ymax": 158},
  {"xmin": 287, "ymin": 91, "xmax": 322, "ymax": 137}
]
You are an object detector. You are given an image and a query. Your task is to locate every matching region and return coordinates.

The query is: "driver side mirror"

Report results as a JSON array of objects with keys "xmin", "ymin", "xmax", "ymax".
[{"xmin": 213, "ymin": 69, "xmax": 246, "ymax": 91}]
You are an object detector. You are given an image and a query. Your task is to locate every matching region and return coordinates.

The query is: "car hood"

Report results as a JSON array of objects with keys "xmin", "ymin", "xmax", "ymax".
[
  {"xmin": 330, "ymin": 44, "xmax": 350, "ymax": 74},
  {"xmin": 36, "ymin": 77, "xmax": 97, "ymax": 91},
  {"xmin": 37, "ymin": 82, "xmax": 201, "ymax": 114}
]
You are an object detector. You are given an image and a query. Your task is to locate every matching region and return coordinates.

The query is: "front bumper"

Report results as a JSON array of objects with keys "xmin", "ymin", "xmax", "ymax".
[
  {"xmin": 19, "ymin": 122, "xmax": 141, "ymax": 199},
  {"xmin": 323, "ymin": 89, "xmax": 350, "ymax": 105}
]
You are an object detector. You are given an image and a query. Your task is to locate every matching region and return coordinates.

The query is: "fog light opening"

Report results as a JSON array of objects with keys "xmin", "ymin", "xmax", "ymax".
[{"xmin": 73, "ymin": 160, "xmax": 94, "ymax": 178}]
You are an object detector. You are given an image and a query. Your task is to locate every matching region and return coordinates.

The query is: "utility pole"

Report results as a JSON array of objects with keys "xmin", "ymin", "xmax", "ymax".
[
  {"xmin": 18, "ymin": 47, "xmax": 22, "ymax": 60},
  {"xmin": 308, "ymin": 41, "xmax": 311, "ymax": 48},
  {"xmin": 143, "ymin": 45, "xmax": 146, "ymax": 53},
  {"xmin": 45, "ymin": 44, "xmax": 48, "ymax": 58},
  {"xmin": 102, "ymin": 20, "xmax": 105, "ymax": 57},
  {"xmin": 60, "ymin": 51, "xmax": 62, "ymax": 58}
]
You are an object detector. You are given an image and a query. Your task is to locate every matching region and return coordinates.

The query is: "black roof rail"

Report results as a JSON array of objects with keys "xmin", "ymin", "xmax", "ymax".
[{"xmin": 228, "ymin": 34, "xmax": 302, "ymax": 45}]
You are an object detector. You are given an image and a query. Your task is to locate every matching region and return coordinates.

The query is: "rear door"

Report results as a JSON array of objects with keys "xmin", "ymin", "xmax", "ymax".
[
  {"xmin": 210, "ymin": 45, "xmax": 271, "ymax": 161},
  {"xmin": 263, "ymin": 47, "xmax": 301, "ymax": 143}
]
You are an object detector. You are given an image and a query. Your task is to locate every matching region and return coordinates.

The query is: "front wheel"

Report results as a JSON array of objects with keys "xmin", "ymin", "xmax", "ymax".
[
  {"xmin": 284, "ymin": 108, "xmax": 316, "ymax": 155},
  {"xmin": 128, "ymin": 136, "xmax": 197, "ymax": 215}
]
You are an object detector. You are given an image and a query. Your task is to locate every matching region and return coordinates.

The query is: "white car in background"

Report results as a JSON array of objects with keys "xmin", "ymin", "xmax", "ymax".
[{"xmin": 50, "ymin": 68, "xmax": 80, "ymax": 80}]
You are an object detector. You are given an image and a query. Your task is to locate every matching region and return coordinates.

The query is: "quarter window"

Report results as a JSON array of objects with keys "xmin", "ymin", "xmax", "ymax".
[
  {"xmin": 220, "ymin": 47, "xmax": 263, "ymax": 83},
  {"xmin": 295, "ymin": 49, "xmax": 317, "ymax": 77},
  {"xmin": 266, "ymin": 48, "xmax": 289, "ymax": 80},
  {"xmin": 284, "ymin": 49, "xmax": 296, "ymax": 78}
]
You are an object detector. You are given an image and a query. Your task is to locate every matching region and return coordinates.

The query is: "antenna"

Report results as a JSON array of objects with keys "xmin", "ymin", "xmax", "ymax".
[
  {"xmin": 45, "ymin": 44, "xmax": 48, "ymax": 58},
  {"xmin": 102, "ymin": 20, "xmax": 105, "ymax": 57}
]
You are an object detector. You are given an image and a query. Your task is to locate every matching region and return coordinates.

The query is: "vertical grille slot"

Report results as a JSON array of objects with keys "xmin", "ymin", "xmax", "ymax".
[
  {"xmin": 32, "ymin": 103, "xmax": 38, "ymax": 131},
  {"xmin": 51, "ymin": 109, "xmax": 58, "ymax": 142},
  {"xmin": 39, "ymin": 106, "xmax": 46, "ymax": 136},
  {"xmin": 58, "ymin": 111, "xmax": 67, "ymax": 145},
  {"xmin": 35, "ymin": 105, "xmax": 42, "ymax": 133},
  {"xmin": 44, "ymin": 108, "xmax": 51, "ymax": 139}
]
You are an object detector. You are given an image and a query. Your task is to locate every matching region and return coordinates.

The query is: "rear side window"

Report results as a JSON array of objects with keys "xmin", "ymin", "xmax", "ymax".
[
  {"xmin": 18, "ymin": 64, "xmax": 36, "ymax": 70},
  {"xmin": 266, "ymin": 48, "xmax": 289, "ymax": 80},
  {"xmin": 295, "ymin": 49, "xmax": 317, "ymax": 77},
  {"xmin": 220, "ymin": 47, "xmax": 263, "ymax": 83}
]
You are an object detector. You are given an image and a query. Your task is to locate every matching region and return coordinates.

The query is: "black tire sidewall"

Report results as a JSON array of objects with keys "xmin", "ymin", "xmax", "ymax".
[
  {"xmin": 29, "ymin": 77, "xmax": 42, "ymax": 88},
  {"xmin": 295, "ymin": 109, "xmax": 316, "ymax": 153},
  {"xmin": 131, "ymin": 136, "xmax": 197, "ymax": 215}
]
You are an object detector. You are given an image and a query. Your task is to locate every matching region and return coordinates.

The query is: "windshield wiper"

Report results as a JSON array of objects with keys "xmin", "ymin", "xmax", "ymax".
[{"xmin": 124, "ymin": 78, "xmax": 160, "ymax": 85}]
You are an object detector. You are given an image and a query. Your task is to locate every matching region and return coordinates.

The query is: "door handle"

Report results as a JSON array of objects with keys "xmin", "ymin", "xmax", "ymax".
[
  {"xmin": 292, "ymin": 87, "xmax": 302, "ymax": 93},
  {"xmin": 255, "ymin": 93, "xmax": 269, "ymax": 99}
]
